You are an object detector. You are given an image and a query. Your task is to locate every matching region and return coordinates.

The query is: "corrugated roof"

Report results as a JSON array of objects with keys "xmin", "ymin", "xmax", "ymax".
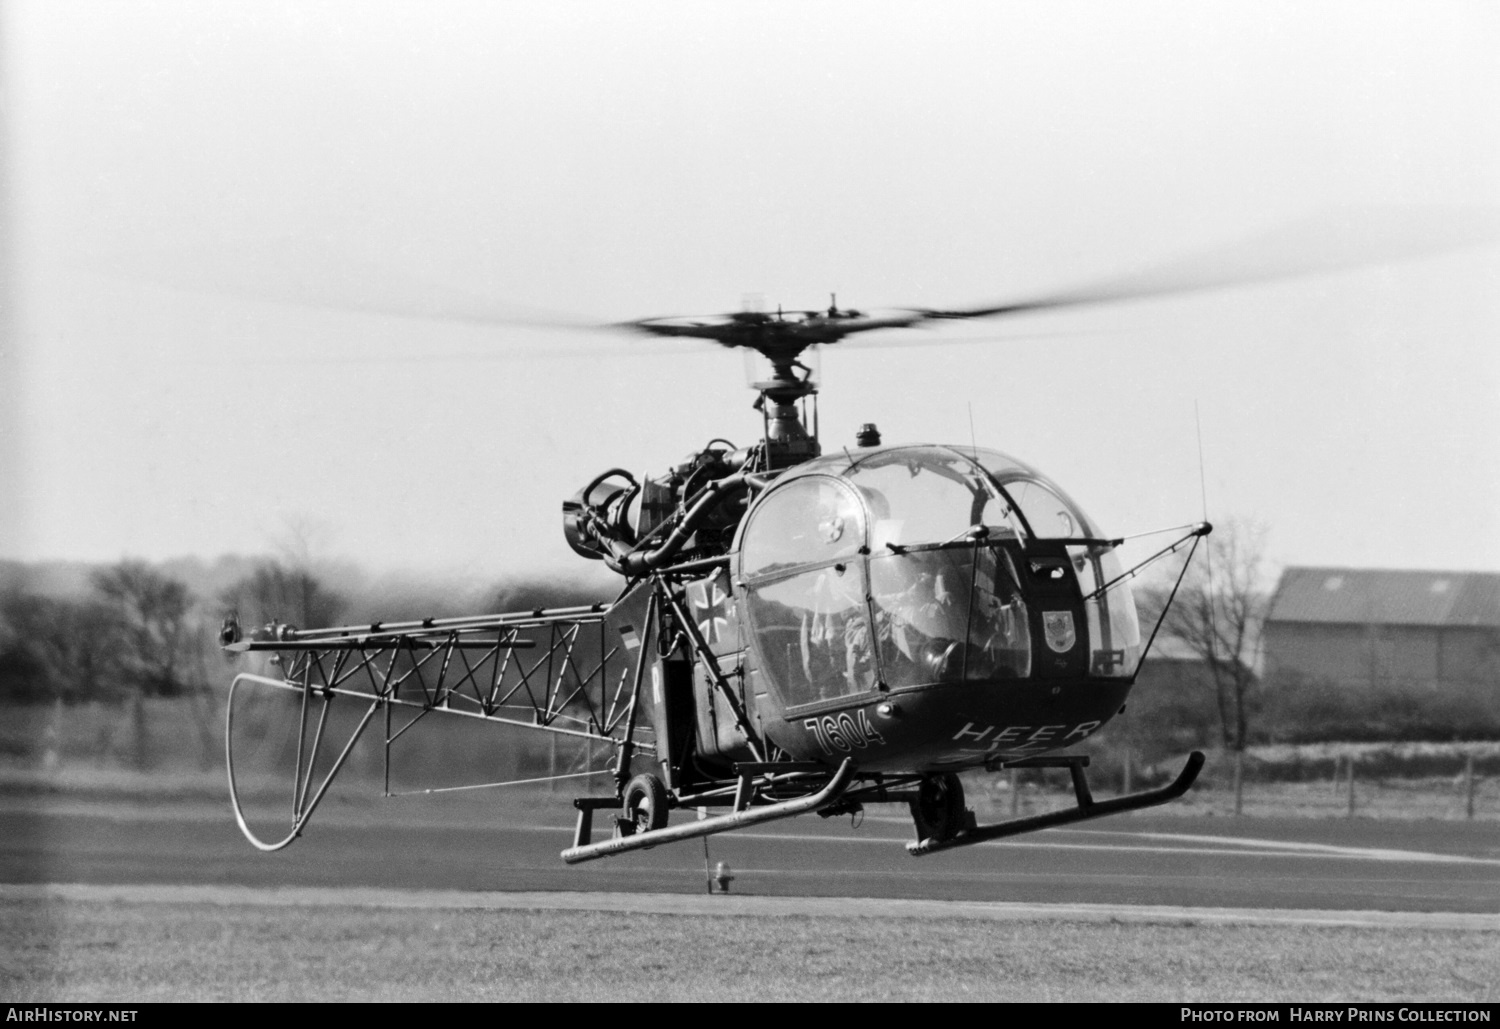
[{"xmin": 1267, "ymin": 567, "xmax": 1500, "ymax": 628}]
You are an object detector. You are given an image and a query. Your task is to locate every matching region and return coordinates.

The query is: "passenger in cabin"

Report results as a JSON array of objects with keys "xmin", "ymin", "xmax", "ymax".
[
  {"xmin": 800, "ymin": 562, "xmax": 874, "ymax": 699},
  {"xmin": 967, "ymin": 550, "xmax": 1028, "ymax": 679}
]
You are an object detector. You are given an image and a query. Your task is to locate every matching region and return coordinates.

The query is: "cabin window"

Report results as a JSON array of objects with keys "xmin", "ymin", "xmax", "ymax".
[
  {"xmin": 997, "ymin": 477, "xmax": 1090, "ymax": 540},
  {"xmin": 971, "ymin": 547, "xmax": 1032, "ymax": 680},
  {"xmin": 740, "ymin": 476, "xmax": 874, "ymax": 707},
  {"xmin": 744, "ymin": 564, "xmax": 876, "ymax": 707},
  {"xmin": 739, "ymin": 477, "xmax": 865, "ymax": 578},
  {"xmin": 1069, "ymin": 545, "xmax": 1141, "ymax": 677},
  {"xmin": 845, "ymin": 447, "xmax": 1018, "ymax": 548},
  {"xmin": 868, "ymin": 545, "xmax": 1030, "ymax": 687}
]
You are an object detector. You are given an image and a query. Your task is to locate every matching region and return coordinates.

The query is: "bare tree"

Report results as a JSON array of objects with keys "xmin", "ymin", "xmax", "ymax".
[
  {"xmin": 91, "ymin": 561, "xmax": 197, "ymax": 698},
  {"xmin": 1154, "ymin": 519, "xmax": 1270, "ymax": 753},
  {"xmin": 0, "ymin": 590, "xmax": 123, "ymax": 704},
  {"xmin": 1136, "ymin": 519, "xmax": 1271, "ymax": 813},
  {"xmin": 91, "ymin": 562, "xmax": 206, "ymax": 770},
  {"xmin": 220, "ymin": 561, "xmax": 346, "ymax": 630}
]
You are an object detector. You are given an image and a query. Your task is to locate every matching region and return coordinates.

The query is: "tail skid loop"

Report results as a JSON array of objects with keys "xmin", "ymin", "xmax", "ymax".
[{"xmin": 226, "ymin": 672, "xmax": 382, "ymax": 852}]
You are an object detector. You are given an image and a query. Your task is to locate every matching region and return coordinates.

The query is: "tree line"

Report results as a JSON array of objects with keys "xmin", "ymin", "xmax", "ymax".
[
  {"xmin": 0, "ymin": 558, "xmax": 611, "ymax": 707},
  {"xmin": 1, "ymin": 561, "xmax": 207, "ymax": 705},
  {"xmin": 4, "ymin": 527, "xmax": 1495, "ymax": 752}
]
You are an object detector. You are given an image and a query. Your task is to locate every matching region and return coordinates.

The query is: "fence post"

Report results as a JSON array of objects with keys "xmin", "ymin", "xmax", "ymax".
[
  {"xmin": 131, "ymin": 692, "xmax": 149, "ymax": 772},
  {"xmin": 1009, "ymin": 767, "xmax": 1019, "ymax": 816},
  {"xmin": 1233, "ymin": 750, "xmax": 1244, "ymax": 816},
  {"xmin": 1122, "ymin": 745, "xmax": 1133, "ymax": 795},
  {"xmin": 1465, "ymin": 753, "xmax": 1476, "ymax": 821},
  {"xmin": 42, "ymin": 697, "xmax": 62, "ymax": 771},
  {"xmin": 1346, "ymin": 756, "xmax": 1356, "ymax": 817}
]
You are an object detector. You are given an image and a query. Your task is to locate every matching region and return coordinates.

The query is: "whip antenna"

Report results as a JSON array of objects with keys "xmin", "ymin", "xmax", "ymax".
[
  {"xmin": 1195, "ymin": 400, "xmax": 1219, "ymax": 662},
  {"xmin": 1195, "ymin": 400, "xmax": 1209, "ymax": 523}
]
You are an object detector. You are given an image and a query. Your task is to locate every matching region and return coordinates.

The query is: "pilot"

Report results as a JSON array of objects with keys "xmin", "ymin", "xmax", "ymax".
[
  {"xmin": 872, "ymin": 558, "xmax": 967, "ymax": 683},
  {"xmin": 966, "ymin": 551, "xmax": 1026, "ymax": 679}
]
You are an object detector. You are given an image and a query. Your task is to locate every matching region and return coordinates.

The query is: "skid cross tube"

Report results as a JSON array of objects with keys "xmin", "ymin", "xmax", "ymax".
[
  {"xmin": 561, "ymin": 759, "xmax": 855, "ymax": 864},
  {"xmin": 907, "ymin": 751, "xmax": 1205, "ymax": 856}
]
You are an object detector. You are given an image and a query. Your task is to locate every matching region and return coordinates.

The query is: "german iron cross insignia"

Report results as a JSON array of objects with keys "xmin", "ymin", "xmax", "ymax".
[{"xmin": 686, "ymin": 572, "xmax": 736, "ymax": 651}]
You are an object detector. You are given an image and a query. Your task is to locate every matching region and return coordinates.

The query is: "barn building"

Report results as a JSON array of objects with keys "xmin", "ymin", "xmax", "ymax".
[{"xmin": 1263, "ymin": 567, "xmax": 1500, "ymax": 691}]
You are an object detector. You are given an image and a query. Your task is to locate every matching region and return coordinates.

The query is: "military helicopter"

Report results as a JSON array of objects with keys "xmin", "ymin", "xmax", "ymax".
[
  {"xmin": 218, "ymin": 211, "xmax": 1489, "ymax": 861},
  {"xmin": 220, "ymin": 294, "xmax": 1217, "ymax": 862}
]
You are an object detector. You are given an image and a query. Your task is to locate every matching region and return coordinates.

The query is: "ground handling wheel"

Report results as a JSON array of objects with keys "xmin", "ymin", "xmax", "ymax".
[
  {"xmin": 910, "ymin": 772, "xmax": 971, "ymax": 842},
  {"xmin": 616, "ymin": 772, "xmax": 670, "ymax": 838}
]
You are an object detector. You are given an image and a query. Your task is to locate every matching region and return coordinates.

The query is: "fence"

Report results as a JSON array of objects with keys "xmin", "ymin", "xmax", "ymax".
[
  {"xmin": 965, "ymin": 742, "xmax": 1499, "ymax": 821},
  {"xmin": 2, "ymin": 700, "xmax": 1496, "ymax": 821}
]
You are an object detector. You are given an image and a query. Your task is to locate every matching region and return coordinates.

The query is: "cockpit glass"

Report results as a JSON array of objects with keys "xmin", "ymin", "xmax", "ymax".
[
  {"xmin": 1070, "ymin": 545, "xmax": 1141, "ymax": 678},
  {"xmin": 735, "ymin": 444, "xmax": 1135, "ymax": 707},
  {"xmin": 740, "ymin": 477, "xmax": 865, "ymax": 578},
  {"xmin": 1000, "ymin": 478, "xmax": 1087, "ymax": 539},
  {"xmin": 844, "ymin": 447, "xmax": 1017, "ymax": 548},
  {"xmin": 868, "ymin": 546, "xmax": 1030, "ymax": 687},
  {"xmin": 968, "ymin": 448, "xmax": 1099, "ymax": 541},
  {"xmin": 967, "ymin": 447, "xmax": 1034, "ymax": 481},
  {"xmin": 744, "ymin": 563, "xmax": 877, "ymax": 706}
]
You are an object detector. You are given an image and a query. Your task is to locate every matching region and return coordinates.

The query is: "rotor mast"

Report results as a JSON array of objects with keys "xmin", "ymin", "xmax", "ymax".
[
  {"xmin": 624, "ymin": 300, "xmax": 932, "ymax": 468},
  {"xmin": 748, "ymin": 336, "xmax": 821, "ymax": 469}
]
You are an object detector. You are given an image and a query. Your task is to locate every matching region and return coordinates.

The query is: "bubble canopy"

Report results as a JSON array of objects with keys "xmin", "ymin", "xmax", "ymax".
[
  {"xmin": 738, "ymin": 444, "xmax": 1101, "ymax": 572},
  {"xmin": 734, "ymin": 444, "xmax": 1140, "ymax": 709}
]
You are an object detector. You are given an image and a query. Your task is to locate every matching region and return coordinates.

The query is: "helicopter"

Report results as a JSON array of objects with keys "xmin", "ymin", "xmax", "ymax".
[
  {"xmin": 219, "ymin": 288, "xmax": 1216, "ymax": 862},
  {"xmin": 217, "ymin": 211, "xmax": 1492, "ymax": 861}
]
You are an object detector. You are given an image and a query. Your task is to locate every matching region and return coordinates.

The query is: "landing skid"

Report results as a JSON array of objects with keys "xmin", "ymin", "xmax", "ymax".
[
  {"xmin": 561, "ymin": 759, "xmax": 856, "ymax": 864},
  {"xmin": 907, "ymin": 751, "xmax": 1206, "ymax": 856}
]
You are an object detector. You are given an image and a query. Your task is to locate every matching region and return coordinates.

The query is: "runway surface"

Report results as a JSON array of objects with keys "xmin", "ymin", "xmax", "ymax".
[{"xmin": 3, "ymin": 791, "xmax": 1497, "ymax": 919}]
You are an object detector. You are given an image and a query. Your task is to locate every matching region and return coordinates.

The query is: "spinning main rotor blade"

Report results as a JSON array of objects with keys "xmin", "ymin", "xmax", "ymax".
[
  {"xmin": 617, "ymin": 206, "xmax": 1500, "ymax": 353},
  {"xmin": 917, "ymin": 206, "xmax": 1500, "ymax": 323},
  {"xmin": 102, "ymin": 206, "xmax": 1498, "ymax": 346}
]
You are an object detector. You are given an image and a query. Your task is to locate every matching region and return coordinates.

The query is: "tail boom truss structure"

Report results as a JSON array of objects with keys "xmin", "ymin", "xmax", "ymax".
[{"xmin": 223, "ymin": 605, "xmax": 647, "ymax": 851}]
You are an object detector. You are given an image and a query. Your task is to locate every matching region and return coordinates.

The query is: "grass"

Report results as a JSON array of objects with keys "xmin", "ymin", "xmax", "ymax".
[
  {"xmin": 3, "ymin": 900, "xmax": 1496, "ymax": 1003},
  {"xmin": 2, "ymin": 751, "xmax": 1496, "ymax": 1003}
]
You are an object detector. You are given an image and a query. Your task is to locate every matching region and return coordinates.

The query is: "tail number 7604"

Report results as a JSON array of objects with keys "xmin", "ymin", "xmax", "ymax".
[{"xmin": 803, "ymin": 710, "xmax": 887, "ymax": 755}]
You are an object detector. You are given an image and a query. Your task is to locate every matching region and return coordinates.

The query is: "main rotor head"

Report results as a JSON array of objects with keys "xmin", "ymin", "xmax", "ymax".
[{"xmin": 621, "ymin": 301, "xmax": 933, "ymax": 376}]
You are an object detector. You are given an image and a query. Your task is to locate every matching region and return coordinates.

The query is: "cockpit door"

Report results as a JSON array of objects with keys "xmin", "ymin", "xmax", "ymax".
[{"xmin": 1015, "ymin": 541, "xmax": 1089, "ymax": 678}]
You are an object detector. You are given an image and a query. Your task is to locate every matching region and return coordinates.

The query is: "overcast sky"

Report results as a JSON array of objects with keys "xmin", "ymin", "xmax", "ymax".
[{"xmin": 2, "ymin": 1, "xmax": 1498, "ymax": 592}]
